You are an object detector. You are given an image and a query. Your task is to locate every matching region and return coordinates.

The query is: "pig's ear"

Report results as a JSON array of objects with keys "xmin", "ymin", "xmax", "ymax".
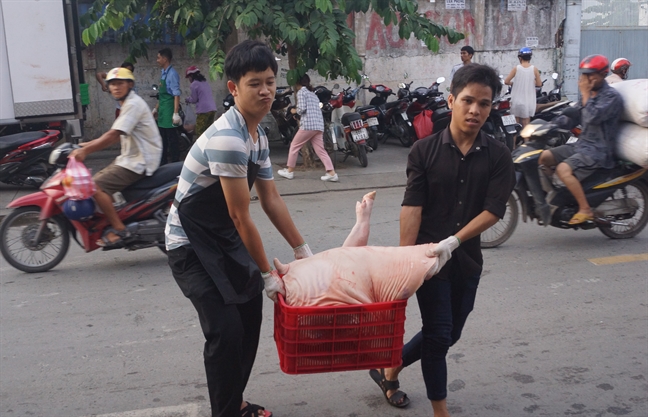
[{"xmin": 273, "ymin": 258, "xmax": 290, "ymax": 275}]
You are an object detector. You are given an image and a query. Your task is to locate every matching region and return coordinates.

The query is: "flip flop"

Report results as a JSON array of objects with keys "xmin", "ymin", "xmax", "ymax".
[
  {"xmin": 241, "ymin": 402, "xmax": 272, "ymax": 417},
  {"xmin": 369, "ymin": 368, "xmax": 410, "ymax": 408},
  {"xmin": 568, "ymin": 212, "xmax": 594, "ymax": 225}
]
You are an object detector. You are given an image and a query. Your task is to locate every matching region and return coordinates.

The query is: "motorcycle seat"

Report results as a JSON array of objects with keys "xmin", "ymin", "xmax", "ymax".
[
  {"xmin": 341, "ymin": 112, "xmax": 363, "ymax": 126},
  {"xmin": 384, "ymin": 100, "xmax": 403, "ymax": 110},
  {"xmin": 355, "ymin": 105, "xmax": 375, "ymax": 113},
  {"xmin": 121, "ymin": 162, "xmax": 183, "ymax": 201},
  {"xmin": 0, "ymin": 131, "xmax": 47, "ymax": 153},
  {"xmin": 432, "ymin": 107, "xmax": 452, "ymax": 122}
]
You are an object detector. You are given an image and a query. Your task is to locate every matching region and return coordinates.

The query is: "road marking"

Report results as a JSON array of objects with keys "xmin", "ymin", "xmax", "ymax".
[
  {"xmin": 87, "ymin": 403, "xmax": 200, "ymax": 417},
  {"xmin": 588, "ymin": 253, "xmax": 648, "ymax": 266}
]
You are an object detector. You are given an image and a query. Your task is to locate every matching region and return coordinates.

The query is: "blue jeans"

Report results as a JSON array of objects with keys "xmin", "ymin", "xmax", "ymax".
[{"xmin": 401, "ymin": 272, "xmax": 481, "ymax": 401}]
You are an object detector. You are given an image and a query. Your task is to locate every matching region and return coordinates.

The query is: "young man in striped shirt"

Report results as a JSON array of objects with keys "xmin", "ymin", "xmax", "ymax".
[{"xmin": 165, "ymin": 40, "xmax": 312, "ymax": 417}]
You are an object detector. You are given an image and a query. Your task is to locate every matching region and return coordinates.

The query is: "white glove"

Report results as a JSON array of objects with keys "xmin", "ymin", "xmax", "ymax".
[
  {"xmin": 424, "ymin": 236, "xmax": 460, "ymax": 279},
  {"xmin": 293, "ymin": 243, "xmax": 313, "ymax": 260},
  {"xmin": 172, "ymin": 112, "xmax": 182, "ymax": 126},
  {"xmin": 261, "ymin": 269, "xmax": 285, "ymax": 302}
]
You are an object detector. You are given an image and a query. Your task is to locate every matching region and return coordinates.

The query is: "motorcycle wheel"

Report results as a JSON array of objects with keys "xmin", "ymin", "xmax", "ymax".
[
  {"xmin": 357, "ymin": 144, "xmax": 368, "ymax": 168},
  {"xmin": 323, "ymin": 128, "xmax": 337, "ymax": 168},
  {"xmin": 0, "ymin": 206, "xmax": 70, "ymax": 273},
  {"xmin": 598, "ymin": 181, "xmax": 648, "ymax": 239},
  {"xmin": 481, "ymin": 193, "xmax": 519, "ymax": 248},
  {"xmin": 396, "ymin": 119, "xmax": 413, "ymax": 147}
]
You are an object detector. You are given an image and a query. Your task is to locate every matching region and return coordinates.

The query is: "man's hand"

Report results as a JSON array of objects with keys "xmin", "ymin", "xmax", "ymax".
[
  {"xmin": 152, "ymin": 108, "xmax": 158, "ymax": 120},
  {"xmin": 261, "ymin": 269, "xmax": 285, "ymax": 302},
  {"xmin": 423, "ymin": 236, "xmax": 460, "ymax": 279},
  {"xmin": 578, "ymin": 74, "xmax": 596, "ymax": 104},
  {"xmin": 293, "ymin": 243, "xmax": 313, "ymax": 260},
  {"xmin": 172, "ymin": 113, "xmax": 182, "ymax": 126},
  {"xmin": 68, "ymin": 147, "xmax": 88, "ymax": 162}
]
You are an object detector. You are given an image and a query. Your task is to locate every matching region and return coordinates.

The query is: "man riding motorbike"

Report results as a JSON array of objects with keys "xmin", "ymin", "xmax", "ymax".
[
  {"xmin": 70, "ymin": 67, "xmax": 163, "ymax": 247},
  {"xmin": 605, "ymin": 58, "xmax": 631, "ymax": 84},
  {"xmin": 537, "ymin": 54, "xmax": 623, "ymax": 225}
]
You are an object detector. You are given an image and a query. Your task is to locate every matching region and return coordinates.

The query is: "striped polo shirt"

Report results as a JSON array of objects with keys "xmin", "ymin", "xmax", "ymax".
[{"xmin": 165, "ymin": 107, "xmax": 273, "ymax": 250}]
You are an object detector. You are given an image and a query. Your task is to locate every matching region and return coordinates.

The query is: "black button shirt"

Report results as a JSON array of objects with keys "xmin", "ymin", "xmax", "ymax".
[{"xmin": 402, "ymin": 128, "xmax": 515, "ymax": 280}]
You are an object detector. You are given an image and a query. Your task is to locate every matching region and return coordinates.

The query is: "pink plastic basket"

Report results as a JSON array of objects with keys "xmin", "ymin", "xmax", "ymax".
[{"xmin": 274, "ymin": 294, "xmax": 407, "ymax": 374}]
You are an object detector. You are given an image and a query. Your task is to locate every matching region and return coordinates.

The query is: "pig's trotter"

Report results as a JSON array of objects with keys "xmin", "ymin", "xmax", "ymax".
[{"xmin": 343, "ymin": 191, "xmax": 376, "ymax": 247}]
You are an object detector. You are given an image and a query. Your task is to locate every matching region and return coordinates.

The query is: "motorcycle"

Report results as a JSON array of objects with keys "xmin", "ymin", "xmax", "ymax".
[
  {"xmin": 270, "ymin": 86, "xmax": 298, "ymax": 144},
  {"xmin": 398, "ymin": 77, "xmax": 450, "ymax": 140},
  {"xmin": 481, "ymin": 84, "xmax": 522, "ymax": 151},
  {"xmin": 481, "ymin": 119, "xmax": 648, "ymax": 248},
  {"xmin": 0, "ymin": 130, "xmax": 60, "ymax": 187},
  {"xmin": 365, "ymin": 82, "xmax": 414, "ymax": 147},
  {"xmin": 314, "ymin": 84, "xmax": 369, "ymax": 167},
  {"xmin": 0, "ymin": 143, "xmax": 182, "ymax": 273}
]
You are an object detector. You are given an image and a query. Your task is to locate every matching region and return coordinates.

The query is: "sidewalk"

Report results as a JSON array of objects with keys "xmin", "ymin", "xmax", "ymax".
[{"xmin": 0, "ymin": 141, "xmax": 411, "ymax": 221}]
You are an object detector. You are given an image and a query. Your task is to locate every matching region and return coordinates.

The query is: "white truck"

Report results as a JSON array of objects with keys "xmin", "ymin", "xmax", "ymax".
[{"xmin": 0, "ymin": 0, "xmax": 84, "ymax": 140}]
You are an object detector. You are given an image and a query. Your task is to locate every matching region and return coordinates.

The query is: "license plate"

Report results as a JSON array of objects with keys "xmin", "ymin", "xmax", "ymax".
[
  {"xmin": 400, "ymin": 113, "xmax": 409, "ymax": 120},
  {"xmin": 367, "ymin": 117, "xmax": 379, "ymax": 126},
  {"xmin": 566, "ymin": 136, "xmax": 578, "ymax": 144},
  {"xmin": 351, "ymin": 128, "xmax": 369, "ymax": 142},
  {"xmin": 501, "ymin": 115, "xmax": 516, "ymax": 126}
]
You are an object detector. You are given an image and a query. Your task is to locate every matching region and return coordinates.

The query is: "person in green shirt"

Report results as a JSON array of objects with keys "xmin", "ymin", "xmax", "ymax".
[{"xmin": 152, "ymin": 48, "xmax": 182, "ymax": 164}]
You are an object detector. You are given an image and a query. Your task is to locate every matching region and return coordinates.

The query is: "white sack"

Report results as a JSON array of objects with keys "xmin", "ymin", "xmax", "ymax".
[
  {"xmin": 616, "ymin": 122, "xmax": 648, "ymax": 168},
  {"xmin": 610, "ymin": 79, "xmax": 648, "ymax": 128}
]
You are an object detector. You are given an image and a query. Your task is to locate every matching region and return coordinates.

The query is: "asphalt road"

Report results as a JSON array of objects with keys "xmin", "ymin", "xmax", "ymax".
[{"xmin": 1, "ymin": 187, "xmax": 647, "ymax": 417}]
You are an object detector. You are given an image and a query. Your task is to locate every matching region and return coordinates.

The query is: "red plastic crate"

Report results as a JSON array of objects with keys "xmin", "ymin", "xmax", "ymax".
[{"xmin": 274, "ymin": 294, "xmax": 407, "ymax": 374}]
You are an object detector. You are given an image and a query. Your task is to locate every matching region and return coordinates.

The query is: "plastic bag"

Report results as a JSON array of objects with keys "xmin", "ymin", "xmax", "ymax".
[
  {"xmin": 610, "ymin": 79, "xmax": 648, "ymax": 127},
  {"xmin": 413, "ymin": 110, "xmax": 434, "ymax": 139},
  {"xmin": 616, "ymin": 122, "xmax": 648, "ymax": 168},
  {"xmin": 182, "ymin": 103, "xmax": 197, "ymax": 126},
  {"xmin": 62, "ymin": 158, "xmax": 96, "ymax": 200}
]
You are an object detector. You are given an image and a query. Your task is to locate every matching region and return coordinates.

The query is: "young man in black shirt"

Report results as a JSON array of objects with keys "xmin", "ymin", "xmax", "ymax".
[{"xmin": 370, "ymin": 64, "xmax": 515, "ymax": 416}]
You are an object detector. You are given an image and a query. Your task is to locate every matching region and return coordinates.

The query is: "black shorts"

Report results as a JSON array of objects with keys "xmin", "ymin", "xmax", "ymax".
[{"xmin": 550, "ymin": 145, "xmax": 600, "ymax": 182}]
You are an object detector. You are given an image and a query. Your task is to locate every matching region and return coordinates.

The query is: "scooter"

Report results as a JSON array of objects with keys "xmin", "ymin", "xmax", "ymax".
[
  {"xmin": 271, "ymin": 86, "xmax": 298, "ymax": 144},
  {"xmin": 0, "ymin": 130, "xmax": 60, "ymax": 187},
  {"xmin": 0, "ymin": 143, "xmax": 182, "ymax": 273},
  {"xmin": 340, "ymin": 111, "xmax": 370, "ymax": 168},
  {"xmin": 364, "ymin": 82, "xmax": 414, "ymax": 147},
  {"xmin": 481, "ymin": 119, "xmax": 648, "ymax": 248}
]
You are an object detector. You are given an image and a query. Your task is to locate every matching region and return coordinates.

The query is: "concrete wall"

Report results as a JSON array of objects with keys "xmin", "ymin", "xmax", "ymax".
[{"xmin": 81, "ymin": 0, "xmax": 566, "ymax": 138}]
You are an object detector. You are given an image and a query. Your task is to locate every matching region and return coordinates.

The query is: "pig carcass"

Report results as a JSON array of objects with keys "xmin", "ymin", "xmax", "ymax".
[{"xmin": 274, "ymin": 191, "xmax": 437, "ymax": 306}]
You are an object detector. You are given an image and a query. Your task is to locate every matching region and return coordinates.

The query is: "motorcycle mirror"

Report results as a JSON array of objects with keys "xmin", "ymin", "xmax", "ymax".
[
  {"xmin": 552, "ymin": 72, "xmax": 559, "ymax": 80},
  {"xmin": 436, "ymin": 76, "xmax": 445, "ymax": 84},
  {"xmin": 403, "ymin": 72, "xmax": 409, "ymax": 79},
  {"xmin": 333, "ymin": 83, "xmax": 340, "ymax": 90},
  {"xmin": 319, "ymin": 102, "xmax": 324, "ymax": 109},
  {"xmin": 398, "ymin": 83, "xmax": 406, "ymax": 89},
  {"xmin": 152, "ymin": 84, "xmax": 158, "ymax": 91}
]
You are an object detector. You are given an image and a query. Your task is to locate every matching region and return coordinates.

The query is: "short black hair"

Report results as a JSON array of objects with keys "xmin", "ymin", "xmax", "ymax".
[
  {"xmin": 298, "ymin": 74, "xmax": 311, "ymax": 88},
  {"xmin": 450, "ymin": 63, "xmax": 501, "ymax": 100},
  {"xmin": 121, "ymin": 61, "xmax": 134, "ymax": 72},
  {"xmin": 461, "ymin": 45, "xmax": 475, "ymax": 56},
  {"xmin": 158, "ymin": 48, "xmax": 173, "ymax": 62},
  {"xmin": 224, "ymin": 40, "xmax": 278, "ymax": 84}
]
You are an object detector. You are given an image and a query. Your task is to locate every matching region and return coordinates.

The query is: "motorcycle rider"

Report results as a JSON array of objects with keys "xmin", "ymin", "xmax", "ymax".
[
  {"xmin": 70, "ymin": 68, "xmax": 162, "ymax": 247},
  {"xmin": 605, "ymin": 58, "xmax": 631, "ymax": 84},
  {"xmin": 537, "ymin": 54, "xmax": 623, "ymax": 225}
]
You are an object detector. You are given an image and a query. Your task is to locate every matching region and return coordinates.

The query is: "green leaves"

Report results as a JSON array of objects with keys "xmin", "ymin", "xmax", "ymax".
[{"xmin": 80, "ymin": 0, "xmax": 464, "ymax": 82}]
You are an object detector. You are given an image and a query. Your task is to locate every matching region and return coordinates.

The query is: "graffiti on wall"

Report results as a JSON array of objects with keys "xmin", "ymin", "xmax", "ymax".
[{"xmin": 365, "ymin": 10, "xmax": 478, "ymax": 55}]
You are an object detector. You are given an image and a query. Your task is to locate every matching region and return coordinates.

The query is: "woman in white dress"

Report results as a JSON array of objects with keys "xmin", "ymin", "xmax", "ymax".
[{"xmin": 505, "ymin": 47, "xmax": 542, "ymax": 129}]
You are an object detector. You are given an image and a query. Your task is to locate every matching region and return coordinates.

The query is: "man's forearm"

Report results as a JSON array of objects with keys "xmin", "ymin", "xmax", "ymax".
[
  {"xmin": 261, "ymin": 195, "xmax": 304, "ymax": 248},
  {"xmin": 400, "ymin": 205, "xmax": 422, "ymax": 246},
  {"xmin": 83, "ymin": 130, "xmax": 121, "ymax": 154},
  {"xmin": 455, "ymin": 210, "xmax": 499, "ymax": 244},
  {"xmin": 174, "ymin": 96, "xmax": 180, "ymax": 113},
  {"xmin": 232, "ymin": 214, "xmax": 271, "ymax": 272}
]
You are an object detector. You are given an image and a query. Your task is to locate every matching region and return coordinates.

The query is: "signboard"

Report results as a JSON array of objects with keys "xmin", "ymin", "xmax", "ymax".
[
  {"xmin": 445, "ymin": 0, "xmax": 465, "ymax": 10},
  {"xmin": 526, "ymin": 36, "xmax": 539, "ymax": 47},
  {"xmin": 508, "ymin": 0, "xmax": 526, "ymax": 11}
]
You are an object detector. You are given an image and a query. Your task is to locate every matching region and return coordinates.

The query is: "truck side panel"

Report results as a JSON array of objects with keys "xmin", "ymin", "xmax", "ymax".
[{"xmin": 1, "ymin": 0, "xmax": 75, "ymax": 118}]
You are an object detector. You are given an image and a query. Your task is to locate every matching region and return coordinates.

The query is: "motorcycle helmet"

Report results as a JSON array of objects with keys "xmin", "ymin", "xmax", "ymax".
[
  {"xmin": 62, "ymin": 198, "xmax": 95, "ymax": 221},
  {"xmin": 185, "ymin": 65, "xmax": 200, "ymax": 78},
  {"xmin": 610, "ymin": 58, "xmax": 631, "ymax": 78},
  {"xmin": 106, "ymin": 67, "xmax": 135, "ymax": 83},
  {"xmin": 579, "ymin": 54, "xmax": 609, "ymax": 74},
  {"xmin": 518, "ymin": 47, "xmax": 532, "ymax": 60}
]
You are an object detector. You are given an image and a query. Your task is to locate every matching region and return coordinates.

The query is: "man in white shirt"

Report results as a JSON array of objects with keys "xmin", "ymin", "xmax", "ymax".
[
  {"xmin": 449, "ymin": 46, "xmax": 474, "ymax": 84},
  {"xmin": 70, "ymin": 68, "xmax": 162, "ymax": 247}
]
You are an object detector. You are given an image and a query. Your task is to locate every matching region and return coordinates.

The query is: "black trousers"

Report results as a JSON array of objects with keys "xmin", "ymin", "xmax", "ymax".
[
  {"xmin": 168, "ymin": 245, "xmax": 263, "ymax": 417},
  {"xmin": 159, "ymin": 126, "xmax": 181, "ymax": 165}
]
